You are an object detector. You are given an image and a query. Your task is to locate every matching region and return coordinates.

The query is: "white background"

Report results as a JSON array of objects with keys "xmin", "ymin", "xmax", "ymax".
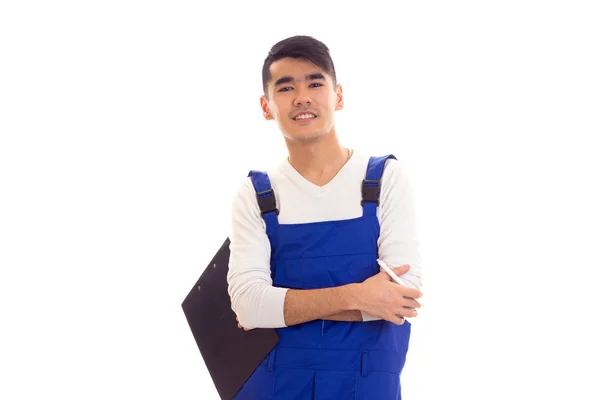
[{"xmin": 1, "ymin": 1, "xmax": 599, "ymax": 399}]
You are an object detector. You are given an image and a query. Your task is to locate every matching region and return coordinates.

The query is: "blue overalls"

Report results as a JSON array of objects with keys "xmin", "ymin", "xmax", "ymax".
[{"xmin": 234, "ymin": 155, "xmax": 411, "ymax": 400}]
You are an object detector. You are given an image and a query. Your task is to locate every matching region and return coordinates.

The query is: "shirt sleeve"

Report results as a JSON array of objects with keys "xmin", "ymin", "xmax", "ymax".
[
  {"xmin": 226, "ymin": 178, "xmax": 289, "ymax": 329},
  {"xmin": 361, "ymin": 158, "xmax": 424, "ymax": 322}
]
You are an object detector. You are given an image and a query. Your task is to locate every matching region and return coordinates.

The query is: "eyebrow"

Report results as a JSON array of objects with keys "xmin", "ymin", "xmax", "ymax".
[{"xmin": 273, "ymin": 73, "xmax": 326, "ymax": 87}]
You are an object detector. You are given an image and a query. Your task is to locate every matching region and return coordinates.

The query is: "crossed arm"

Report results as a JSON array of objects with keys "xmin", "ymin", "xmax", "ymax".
[
  {"xmin": 228, "ymin": 159, "xmax": 422, "ymax": 330},
  {"xmin": 237, "ymin": 265, "xmax": 421, "ymax": 330}
]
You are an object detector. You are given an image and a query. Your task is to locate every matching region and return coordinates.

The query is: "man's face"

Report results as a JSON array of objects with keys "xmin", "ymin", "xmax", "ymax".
[{"xmin": 260, "ymin": 57, "xmax": 343, "ymax": 143}]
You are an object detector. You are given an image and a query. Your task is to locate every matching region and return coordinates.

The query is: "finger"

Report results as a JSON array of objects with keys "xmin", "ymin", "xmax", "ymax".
[
  {"xmin": 399, "ymin": 308, "xmax": 418, "ymax": 318},
  {"xmin": 388, "ymin": 314, "xmax": 405, "ymax": 325},
  {"xmin": 391, "ymin": 285, "xmax": 422, "ymax": 302},
  {"xmin": 392, "ymin": 264, "xmax": 410, "ymax": 276},
  {"xmin": 391, "ymin": 304, "xmax": 418, "ymax": 318},
  {"xmin": 400, "ymin": 297, "xmax": 422, "ymax": 309},
  {"xmin": 378, "ymin": 266, "xmax": 408, "ymax": 282},
  {"xmin": 400, "ymin": 287, "xmax": 423, "ymax": 300}
]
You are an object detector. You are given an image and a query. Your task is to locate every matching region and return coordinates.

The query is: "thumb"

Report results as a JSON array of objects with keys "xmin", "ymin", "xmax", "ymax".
[{"xmin": 393, "ymin": 264, "xmax": 410, "ymax": 276}]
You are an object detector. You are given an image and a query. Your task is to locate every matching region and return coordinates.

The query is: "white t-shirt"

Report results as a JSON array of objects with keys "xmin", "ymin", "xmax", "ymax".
[{"xmin": 227, "ymin": 149, "xmax": 423, "ymax": 329}]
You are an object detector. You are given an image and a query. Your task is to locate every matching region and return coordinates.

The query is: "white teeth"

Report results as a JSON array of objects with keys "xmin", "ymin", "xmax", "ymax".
[{"xmin": 295, "ymin": 114, "xmax": 316, "ymax": 120}]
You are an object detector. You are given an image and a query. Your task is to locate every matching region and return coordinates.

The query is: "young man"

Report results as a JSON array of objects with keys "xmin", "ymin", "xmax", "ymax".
[{"xmin": 227, "ymin": 35, "xmax": 423, "ymax": 399}]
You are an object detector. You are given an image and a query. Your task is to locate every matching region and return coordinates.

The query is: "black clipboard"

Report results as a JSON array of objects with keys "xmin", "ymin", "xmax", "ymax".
[{"xmin": 182, "ymin": 238, "xmax": 280, "ymax": 400}]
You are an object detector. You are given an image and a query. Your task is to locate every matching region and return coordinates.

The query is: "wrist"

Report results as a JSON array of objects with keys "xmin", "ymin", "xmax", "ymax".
[{"xmin": 342, "ymin": 283, "xmax": 361, "ymax": 311}]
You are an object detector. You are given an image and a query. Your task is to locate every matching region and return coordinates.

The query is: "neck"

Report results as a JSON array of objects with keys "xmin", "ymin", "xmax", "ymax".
[{"xmin": 284, "ymin": 128, "xmax": 350, "ymax": 186}]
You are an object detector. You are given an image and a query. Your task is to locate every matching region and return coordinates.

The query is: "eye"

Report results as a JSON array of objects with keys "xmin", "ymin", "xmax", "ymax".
[
  {"xmin": 278, "ymin": 87, "xmax": 293, "ymax": 92},
  {"xmin": 310, "ymin": 83, "xmax": 324, "ymax": 88}
]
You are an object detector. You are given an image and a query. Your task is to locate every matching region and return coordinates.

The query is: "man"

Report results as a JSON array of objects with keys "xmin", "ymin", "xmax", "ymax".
[{"xmin": 227, "ymin": 35, "xmax": 423, "ymax": 399}]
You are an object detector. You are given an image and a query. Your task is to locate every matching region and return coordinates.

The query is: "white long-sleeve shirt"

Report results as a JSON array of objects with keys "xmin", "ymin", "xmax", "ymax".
[{"xmin": 227, "ymin": 150, "xmax": 423, "ymax": 329}]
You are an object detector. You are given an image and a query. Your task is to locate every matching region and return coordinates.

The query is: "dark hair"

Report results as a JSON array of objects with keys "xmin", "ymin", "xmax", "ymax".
[{"xmin": 261, "ymin": 35, "xmax": 337, "ymax": 96}]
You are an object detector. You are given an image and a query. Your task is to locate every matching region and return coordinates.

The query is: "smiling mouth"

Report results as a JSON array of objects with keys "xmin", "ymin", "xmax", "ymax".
[{"xmin": 293, "ymin": 113, "xmax": 317, "ymax": 121}]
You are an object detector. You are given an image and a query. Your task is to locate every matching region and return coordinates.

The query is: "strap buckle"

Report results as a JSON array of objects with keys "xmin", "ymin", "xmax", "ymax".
[
  {"xmin": 257, "ymin": 189, "xmax": 279, "ymax": 215},
  {"xmin": 361, "ymin": 179, "xmax": 381, "ymax": 206}
]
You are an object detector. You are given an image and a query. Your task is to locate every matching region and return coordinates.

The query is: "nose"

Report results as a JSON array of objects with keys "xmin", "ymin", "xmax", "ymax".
[{"xmin": 293, "ymin": 86, "xmax": 312, "ymax": 107}]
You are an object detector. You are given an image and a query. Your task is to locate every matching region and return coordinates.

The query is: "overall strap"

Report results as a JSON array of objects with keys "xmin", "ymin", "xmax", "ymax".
[
  {"xmin": 247, "ymin": 170, "xmax": 279, "ymax": 277},
  {"xmin": 362, "ymin": 155, "xmax": 397, "ymax": 216}
]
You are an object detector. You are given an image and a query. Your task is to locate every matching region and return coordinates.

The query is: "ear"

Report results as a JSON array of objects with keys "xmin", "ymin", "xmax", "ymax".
[
  {"xmin": 335, "ymin": 84, "xmax": 344, "ymax": 111},
  {"xmin": 260, "ymin": 95, "xmax": 273, "ymax": 120}
]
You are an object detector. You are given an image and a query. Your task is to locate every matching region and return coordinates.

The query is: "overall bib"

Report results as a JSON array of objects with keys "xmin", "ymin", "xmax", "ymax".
[{"xmin": 234, "ymin": 155, "xmax": 411, "ymax": 400}]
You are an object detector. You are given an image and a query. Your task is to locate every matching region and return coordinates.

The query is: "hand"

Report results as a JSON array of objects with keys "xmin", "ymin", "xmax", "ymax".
[
  {"xmin": 236, "ymin": 315, "xmax": 254, "ymax": 331},
  {"xmin": 353, "ymin": 264, "xmax": 423, "ymax": 325}
]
